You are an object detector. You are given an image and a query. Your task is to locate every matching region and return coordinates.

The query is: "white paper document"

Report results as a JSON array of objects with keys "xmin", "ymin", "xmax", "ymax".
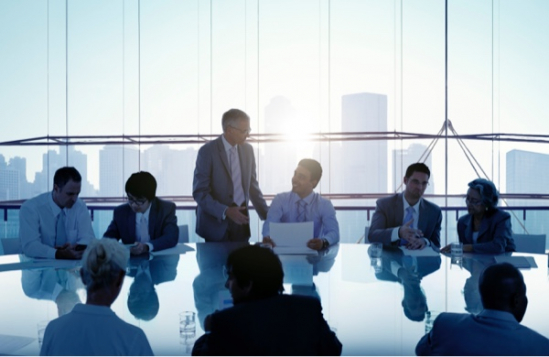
[
  {"xmin": 400, "ymin": 246, "xmax": 440, "ymax": 257},
  {"xmin": 270, "ymin": 222, "xmax": 317, "ymax": 255}
]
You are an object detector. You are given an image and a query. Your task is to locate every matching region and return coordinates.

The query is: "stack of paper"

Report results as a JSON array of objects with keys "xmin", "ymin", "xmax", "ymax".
[{"xmin": 270, "ymin": 222, "xmax": 317, "ymax": 255}]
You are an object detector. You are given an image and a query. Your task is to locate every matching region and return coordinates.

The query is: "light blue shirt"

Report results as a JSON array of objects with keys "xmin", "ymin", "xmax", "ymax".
[{"xmin": 262, "ymin": 191, "xmax": 340, "ymax": 245}]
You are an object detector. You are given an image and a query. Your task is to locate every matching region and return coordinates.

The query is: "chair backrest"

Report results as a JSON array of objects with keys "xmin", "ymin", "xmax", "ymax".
[
  {"xmin": 1, "ymin": 238, "xmax": 22, "ymax": 255},
  {"xmin": 178, "ymin": 224, "xmax": 189, "ymax": 243},
  {"xmin": 364, "ymin": 226, "xmax": 370, "ymax": 243},
  {"xmin": 512, "ymin": 233, "xmax": 546, "ymax": 254}
]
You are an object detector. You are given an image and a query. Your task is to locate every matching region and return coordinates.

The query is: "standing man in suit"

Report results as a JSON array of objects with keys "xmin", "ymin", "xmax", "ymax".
[
  {"xmin": 193, "ymin": 108, "xmax": 268, "ymax": 242},
  {"xmin": 368, "ymin": 163, "xmax": 441, "ymax": 249},
  {"xmin": 103, "ymin": 171, "xmax": 178, "ymax": 255},
  {"xmin": 192, "ymin": 245, "xmax": 342, "ymax": 356},
  {"xmin": 416, "ymin": 262, "xmax": 549, "ymax": 356}
]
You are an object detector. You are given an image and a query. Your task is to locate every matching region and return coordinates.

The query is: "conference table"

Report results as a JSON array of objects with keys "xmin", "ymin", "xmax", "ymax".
[{"xmin": 0, "ymin": 242, "xmax": 548, "ymax": 356}]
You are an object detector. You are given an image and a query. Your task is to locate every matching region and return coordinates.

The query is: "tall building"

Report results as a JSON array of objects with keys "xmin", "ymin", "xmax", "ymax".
[
  {"xmin": 392, "ymin": 143, "xmax": 434, "ymax": 194},
  {"xmin": 506, "ymin": 149, "xmax": 549, "ymax": 246},
  {"xmin": 0, "ymin": 154, "xmax": 30, "ymax": 200},
  {"xmin": 335, "ymin": 92, "xmax": 387, "ymax": 194},
  {"xmin": 99, "ymin": 146, "xmax": 139, "ymax": 197}
]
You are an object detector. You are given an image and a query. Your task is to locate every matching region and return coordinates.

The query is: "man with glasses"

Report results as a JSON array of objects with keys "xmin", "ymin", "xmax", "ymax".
[
  {"xmin": 103, "ymin": 171, "xmax": 178, "ymax": 255},
  {"xmin": 19, "ymin": 167, "xmax": 95, "ymax": 259},
  {"xmin": 193, "ymin": 109, "xmax": 268, "ymax": 242},
  {"xmin": 368, "ymin": 163, "xmax": 442, "ymax": 250}
]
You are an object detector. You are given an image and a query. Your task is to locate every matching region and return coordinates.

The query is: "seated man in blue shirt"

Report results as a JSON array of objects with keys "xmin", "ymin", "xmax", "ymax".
[
  {"xmin": 103, "ymin": 171, "xmax": 178, "ymax": 255},
  {"xmin": 263, "ymin": 159, "xmax": 339, "ymax": 251}
]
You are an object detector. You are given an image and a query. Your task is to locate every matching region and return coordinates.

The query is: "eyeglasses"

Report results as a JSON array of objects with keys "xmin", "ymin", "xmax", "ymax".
[
  {"xmin": 409, "ymin": 178, "xmax": 429, "ymax": 187},
  {"xmin": 127, "ymin": 196, "xmax": 148, "ymax": 206},
  {"xmin": 465, "ymin": 197, "xmax": 483, "ymax": 206},
  {"xmin": 229, "ymin": 125, "xmax": 252, "ymax": 134}
]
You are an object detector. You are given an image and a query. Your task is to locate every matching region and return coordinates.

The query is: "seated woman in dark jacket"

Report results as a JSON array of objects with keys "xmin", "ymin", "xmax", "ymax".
[{"xmin": 443, "ymin": 178, "xmax": 515, "ymax": 254}]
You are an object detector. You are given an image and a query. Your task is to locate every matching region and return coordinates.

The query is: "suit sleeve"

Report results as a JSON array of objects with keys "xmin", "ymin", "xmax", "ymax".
[
  {"xmin": 428, "ymin": 208, "xmax": 442, "ymax": 248},
  {"xmin": 247, "ymin": 148, "xmax": 268, "ymax": 220},
  {"xmin": 473, "ymin": 211, "xmax": 512, "ymax": 254},
  {"xmin": 368, "ymin": 199, "xmax": 397, "ymax": 245},
  {"xmin": 150, "ymin": 201, "xmax": 179, "ymax": 252},
  {"xmin": 457, "ymin": 216, "xmax": 467, "ymax": 244},
  {"xmin": 193, "ymin": 144, "xmax": 229, "ymax": 221},
  {"xmin": 314, "ymin": 299, "xmax": 343, "ymax": 356}
]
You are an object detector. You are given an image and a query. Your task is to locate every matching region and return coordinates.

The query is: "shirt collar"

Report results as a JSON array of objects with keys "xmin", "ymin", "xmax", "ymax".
[
  {"xmin": 137, "ymin": 202, "xmax": 152, "ymax": 221},
  {"xmin": 293, "ymin": 191, "xmax": 315, "ymax": 205},
  {"xmin": 221, "ymin": 134, "xmax": 236, "ymax": 152},
  {"xmin": 402, "ymin": 194, "xmax": 421, "ymax": 213}
]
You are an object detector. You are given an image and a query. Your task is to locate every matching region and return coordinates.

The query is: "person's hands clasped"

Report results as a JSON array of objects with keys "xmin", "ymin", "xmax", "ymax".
[
  {"xmin": 130, "ymin": 242, "xmax": 149, "ymax": 256},
  {"xmin": 226, "ymin": 206, "xmax": 249, "ymax": 225},
  {"xmin": 440, "ymin": 244, "xmax": 452, "ymax": 254},
  {"xmin": 405, "ymin": 236, "xmax": 426, "ymax": 250},
  {"xmin": 55, "ymin": 244, "xmax": 84, "ymax": 260}
]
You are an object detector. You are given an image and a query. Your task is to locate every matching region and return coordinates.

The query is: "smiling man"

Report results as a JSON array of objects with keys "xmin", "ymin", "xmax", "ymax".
[
  {"xmin": 19, "ymin": 167, "xmax": 95, "ymax": 259},
  {"xmin": 103, "ymin": 171, "xmax": 178, "ymax": 255},
  {"xmin": 368, "ymin": 163, "xmax": 442, "ymax": 249},
  {"xmin": 193, "ymin": 108, "xmax": 268, "ymax": 242},
  {"xmin": 262, "ymin": 158, "xmax": 339, "ymax": 250}
]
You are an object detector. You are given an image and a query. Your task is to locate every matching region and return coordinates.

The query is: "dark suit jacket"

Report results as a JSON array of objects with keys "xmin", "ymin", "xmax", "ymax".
[
  {"xmin": 103, "ymin": 198, "xmax": 178, "ymax": 252},
  {"xmin": 457, "ymin": 208, "xmax": 515, "ymax": 254},
  {"xmin": 368, "ymin": 193, "xmax": 442, "ymax": 248},
  {"xmin": 192, "ymin": 295, "xmax": 342, "ymax": 356},
  {"xmin": 193, "ymin": 136, "xmax": 268, "ymax": 241}
]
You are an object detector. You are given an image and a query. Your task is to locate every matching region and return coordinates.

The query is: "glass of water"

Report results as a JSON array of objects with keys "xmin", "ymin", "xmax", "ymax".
[{"xmin": 179, "ymin": 311, "xmax": 196, "ymax": 338}]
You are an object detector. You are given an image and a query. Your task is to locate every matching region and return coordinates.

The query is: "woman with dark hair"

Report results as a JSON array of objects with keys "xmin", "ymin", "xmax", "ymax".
[
  {"xmin": 443, "ymin": 178, "xmax": 515, "ymax": 254},
  {"xmin": 40, "ymin": 239, "xmax": 153, "ymax": 355}
]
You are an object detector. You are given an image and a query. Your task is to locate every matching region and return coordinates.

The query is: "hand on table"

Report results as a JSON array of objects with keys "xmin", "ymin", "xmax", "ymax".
[
  {"xmin": 405, "ymin": 236, "xmax": 426, "ymax": 250},
  {"xmin": 55, "ymin": 244, "xmax": 83, "ymax": 260},
  {"xmin": 307, "ymin": 238, "xmax": 324, "ymax": 251},
  {"xmin": 262, "ymin": 236, "xmax": 275, "ymax": 247}
]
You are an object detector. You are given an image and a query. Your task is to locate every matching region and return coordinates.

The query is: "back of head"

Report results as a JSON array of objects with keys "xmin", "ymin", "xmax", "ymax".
[
  {"xmin": 468, "ymin": 178, "xmax": 499, "ymax": 210},
  {"xmin": 54, "ymin": 167, "xmax": 82, "ymax": 188},
  {"xmin": 222, "ymin": 108, "xmax": 249, "ymax": 131},
  {"xmin": 125, "ymin": 171, "xmax": 157, "ymax": 201},
  {"xmin": 298, "ymin": 158, "xmax": 322, "ymax": 187},
  {"xmin": 405, "ymin": 163, "xmax": 430, "ymax": 179},
  {"xmin": 81, "ymin": 239, "xmax": 129, "ymax": 292},
  {"xmin": 479, "ymin": 262, "xmax": 527, "ymax": 321},
  {"xmin": 227, "ymin": 245, "xmax": 284, "ymax": 300}
]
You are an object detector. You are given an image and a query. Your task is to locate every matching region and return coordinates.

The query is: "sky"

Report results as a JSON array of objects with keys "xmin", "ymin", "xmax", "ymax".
[{"xmin": 1, "ymin": 0, "xmax": 549, "ymax": 195}]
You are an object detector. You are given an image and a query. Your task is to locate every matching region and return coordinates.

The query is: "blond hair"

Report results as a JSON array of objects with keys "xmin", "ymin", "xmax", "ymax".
[{"xmin": 81, "ymin": 239, "xmax": 129, "ymax": 291}]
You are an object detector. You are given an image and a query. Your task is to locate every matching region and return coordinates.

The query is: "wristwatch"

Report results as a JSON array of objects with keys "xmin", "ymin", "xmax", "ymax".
[{"xmin": 321, "ymin": 238, "xmax": 329, "ymax": 250}]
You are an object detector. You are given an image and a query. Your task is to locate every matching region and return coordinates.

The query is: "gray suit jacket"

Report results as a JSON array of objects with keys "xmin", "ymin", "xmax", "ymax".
[
  {"xmin": 458, "ymin": 208, "xmax": 515, "ymax": 254},
  {"xmin": 368, "ymin": 193, "xmax": 442, "ymax": 248},
  {"xmin": 416, "ymin": 309, "xmax": 549, "ymax": 356},
  {"xmin": 193, "ymin": 136, "xmax": 268, "ymax": 241}
]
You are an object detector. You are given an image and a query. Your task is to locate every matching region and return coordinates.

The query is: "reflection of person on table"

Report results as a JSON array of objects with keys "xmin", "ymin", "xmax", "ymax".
[
  {"xmin": 193, "ymin": 108, "xmax": 268, "ymax": 242},
  {"xmin": 374, "ymin": 247, "xmax": 441, "ymax": 322},
  {"xmin": 19, "ymin": 167, "xmax": 95, "ymax": 260},
  {"xmin": 21, "ymin": 267, "xmax": 83, "ymax": 316},
  {"xmin": 416, "ymin": 263, "xmax": 549, "ymax": 356},
  {"xmin": 461, "ymin": 255, "xmax": 495, "ymax": 314},
  {"xmin": 192, "ymin": 245, "xmax": 342, "ymax": 356},
  {"xmin": 40, "ymin": 239, "xmax": 153, "ymax": 356},
  {"xmin": 441, "ymin": 178, "xmax": 515, "ymax": 254},
  {"xmin": 263, "ymin": 159, "xmax": 339, "ymax": 251},
  {"xmin": 103, "ymin": 171, "xmax": 179, "ymax": 256},
  {"xmin": 368, "ymin": 163, "xmax": 442, "ymax": 250},
  {"xmin": 126, "ymin": 254, "xmax": 180, "ymax": 321}
]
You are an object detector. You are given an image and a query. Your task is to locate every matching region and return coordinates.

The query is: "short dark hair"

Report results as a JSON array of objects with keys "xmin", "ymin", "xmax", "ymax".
[
  {"xmin": 405, "ymin": 163, "xmax": 431, "ymax": 179},
  {"xmin": 53, "ymin": 167, "xmax": 82, "ymax": 188},
  {"xmin": 468, "ymin": 178, "xmax": 499, "ymax": 210},
  {"xmin": 298, "ymin": 158, "xmax": 322, "ymax": 188},
  {"xmin": 125, "ymin": 171, "xmax": 157, "ymax": 201},
  {"xmin": 127, "ymin": 274, "xmax": 159, "ymax": 321},
  {"xmin": 226, "ymin": 245, "xmax": 284, "ymax": 299},
  {"xmin": 479, "ymin": 263, "xmax": 525, "ymax": 310},
  {"xmin": 222, "ymin": 108, "xmax": 249, "ymax": 131}
]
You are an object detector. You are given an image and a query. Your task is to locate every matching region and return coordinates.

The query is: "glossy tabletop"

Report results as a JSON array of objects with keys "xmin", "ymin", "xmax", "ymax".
[{"xmin": 0, "ymin": 243, "xmax": 548, "ymax": 356}]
